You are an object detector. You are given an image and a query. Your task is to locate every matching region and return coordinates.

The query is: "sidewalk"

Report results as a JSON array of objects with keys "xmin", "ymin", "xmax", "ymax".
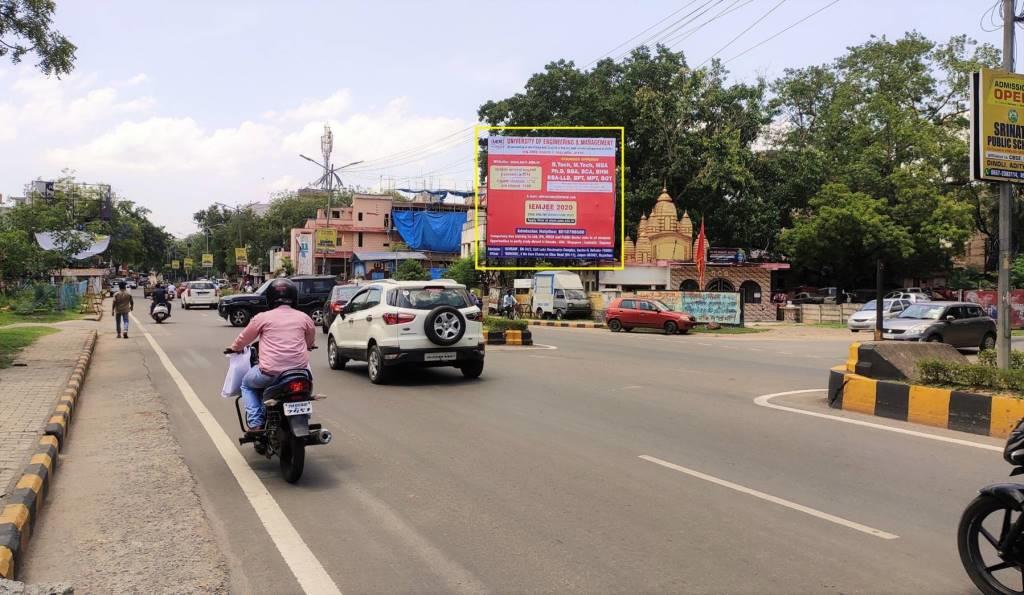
[
  {"xmin": 18, "ymin": 330, "xmax": 229, "ymax": 592},
  {"xmin": 0, "ymin": 323, "xmax": 94, "ymax": 510}
]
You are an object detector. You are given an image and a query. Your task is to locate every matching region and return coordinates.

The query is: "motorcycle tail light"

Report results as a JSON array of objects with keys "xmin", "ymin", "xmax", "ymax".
[
  {"xmin": 382, "ymin": 312, "xmax": 416, "ymax": 325},
  {"xmin": 286, "ymin": 379, "xmax": 311, "ymax": 395}
]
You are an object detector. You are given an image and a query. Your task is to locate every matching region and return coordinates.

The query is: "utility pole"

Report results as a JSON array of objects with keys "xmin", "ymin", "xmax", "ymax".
[{"xmin": 998, "ymin": 0, "xmax": 1016, "ymax": 369}]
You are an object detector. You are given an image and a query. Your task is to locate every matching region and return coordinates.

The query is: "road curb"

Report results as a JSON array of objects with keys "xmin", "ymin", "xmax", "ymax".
[
  {"xmin": 527, "ymin": 320, "xmax": 605, "ymax": 329},
  {"xmin": 827, "ymin": 365, "xmax": 1024, "ymax": 439},
  {"xmin": 482, "ymin": 329, "xmax": 534, "ymax": 346},
  {"xmin": 0, "ymin": 329, "xmax": 96, "ymax": 579}
]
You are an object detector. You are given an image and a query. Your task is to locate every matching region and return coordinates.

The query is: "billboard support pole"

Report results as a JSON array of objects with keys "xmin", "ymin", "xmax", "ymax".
[{"xmin": 998, "ymin": 0, "xmax": 1016, "ymax": 369}]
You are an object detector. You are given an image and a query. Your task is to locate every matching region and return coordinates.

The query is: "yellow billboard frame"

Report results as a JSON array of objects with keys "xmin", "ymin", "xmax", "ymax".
[{"xmin": 473, "ymin": 125, "xmax": 626, "ymax": 271}]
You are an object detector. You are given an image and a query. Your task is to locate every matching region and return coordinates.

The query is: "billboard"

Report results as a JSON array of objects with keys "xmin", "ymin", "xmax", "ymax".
[
  {"xmin": 183, "ymin": 257, "xmax": 194, "ymax": 269},
  {"xmin": 202, "ymin": 253, "xmax": 213, "ymax": 268},
  {"xmin": 635, "ymin": 290, "xmax": 742, "ymax": 325},
  {"xmin": 316, "ymin": 228, "xmax": 337, "ymax": 251},
  {"xmin": 234, "ymin": 247, "xmax": 248, "ymax": 267},
  {"xmin": 964, "ymin": 289, "xmax": 1024, "ymax": 329},
  {"xmin": 972, "ymin": 68, "xmax": 1024, "ymax": 182},
  {"xmin": 485, "ymin": 136, "xmax": 616, "ymax": 260},
  {"xmin": 296, "ymin": 233, "xmax": 314, "ymax": 275}
]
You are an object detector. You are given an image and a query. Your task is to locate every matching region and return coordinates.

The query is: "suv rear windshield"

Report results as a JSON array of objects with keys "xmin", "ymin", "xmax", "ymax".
[
  {"xmin": 190, "ymin": 282, "xmax": 215, "ymax": 290},
  {"xmin": 396, "ymin": 286, "xmax": 471, "ymax": 309},
  {"xmin": 332, "ymin": 286, "xmax": 359, "ymax": 301}
]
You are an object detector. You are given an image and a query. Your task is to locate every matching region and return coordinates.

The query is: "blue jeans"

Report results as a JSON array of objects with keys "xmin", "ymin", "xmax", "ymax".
[
  {"xmin": 115, "ymin": 313, "xmax": 130, "ymax": 335},
  {"xmin": 240, "ymin": 367, "xmax": 274, "ymax": 429}
]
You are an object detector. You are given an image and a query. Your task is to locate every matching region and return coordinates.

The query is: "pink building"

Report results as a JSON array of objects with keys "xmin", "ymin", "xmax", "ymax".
[{"xmin": 290, "ymin": 194, "xmax": 396, "ymax": 276}]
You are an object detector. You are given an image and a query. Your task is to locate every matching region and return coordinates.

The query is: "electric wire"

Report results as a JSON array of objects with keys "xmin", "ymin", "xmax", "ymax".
[
  {"xmin": 586, "ymin": 0, "xmax": 703, "ymax": 67},
  {"xmin": 663, "ymin": 0, "xmax": 754, "ymax": 48},
  {"xmin": 721, "ymin": 0, "xmax": 842, "ymax": 65},
  {"xmin": 698, "ymin": 0, "xmax": 787, "ymax": 67}
]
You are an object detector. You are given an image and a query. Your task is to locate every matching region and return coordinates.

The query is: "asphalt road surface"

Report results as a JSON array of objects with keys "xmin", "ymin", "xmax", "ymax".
[{"xmin": 127, "ymin": 294, "xmax": 1008, "ymax": 594}]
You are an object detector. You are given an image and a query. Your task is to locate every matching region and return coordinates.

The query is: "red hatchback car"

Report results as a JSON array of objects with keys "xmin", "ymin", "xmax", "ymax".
[{"xmin": 604, "ymin": 298, "xmax": 696, "ymax": 334}]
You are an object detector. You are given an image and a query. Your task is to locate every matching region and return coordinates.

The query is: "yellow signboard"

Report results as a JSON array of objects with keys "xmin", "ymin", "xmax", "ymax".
[
  {"xmin": 234, "ymin": 247, "xmax": 248, "ymax": 266},
  {"xmin": 973, "ymin": 68, "xmax": 1024, "ymax": 182},
  {"xmin": 316, "ymin": 228, "xmax": 337, "ymax": 250},
  {"xmin": 202, "ymin": 253, "xmax": 214, "ymax": 267},
  {"xmin": 183, "ymin": 257, "xmax": 194, "ymax": 269},
  {"xmin": 171, "ymin": 260, "xmax": 180, "ymax": 270}
]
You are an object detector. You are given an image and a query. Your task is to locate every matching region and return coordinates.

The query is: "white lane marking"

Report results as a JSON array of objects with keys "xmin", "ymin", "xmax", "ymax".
[
  {"xmin": 129, "ymin": 313, "xmax": 343, "ymax": 595},
  {"xmin": 754, "ymin": 390, "xmax": 1002, "ymax": 452},
  {"xmin": 638, "ymin": 455, "xmax": 899, "ymax": 540}
]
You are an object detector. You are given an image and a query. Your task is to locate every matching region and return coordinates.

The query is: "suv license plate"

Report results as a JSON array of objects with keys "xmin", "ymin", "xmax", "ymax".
[
  {"xmin": 283, "ymin": 401, "xmax": 312, "ymax": 416},
  {"xmin": 424, "ymin": 352, "xmax": 457, "ymax": 362}
]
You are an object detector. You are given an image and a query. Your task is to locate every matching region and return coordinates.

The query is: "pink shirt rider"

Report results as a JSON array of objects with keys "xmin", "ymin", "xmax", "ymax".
[{"xmin": 230, "ymin": 305, "xmax": 316, "ymax": 375}]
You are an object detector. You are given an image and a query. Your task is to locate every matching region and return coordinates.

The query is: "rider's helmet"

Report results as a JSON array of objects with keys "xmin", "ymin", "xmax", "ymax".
[
  {"xmin": 506, "ymin": 289, "xmax": 514, "ymax": 295},
  {"xmin": 266, "ymin": 278, "xmax": 298, "ymax": 309}
]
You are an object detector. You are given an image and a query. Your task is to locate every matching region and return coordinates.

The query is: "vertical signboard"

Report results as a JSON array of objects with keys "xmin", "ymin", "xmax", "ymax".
[
  {"xmin": 202, "ymin": 253, "xmax": 214, "ymax": 268},
  {"xmin": 183, "ymin": 257, "xmax": 194, "ymax": 270},
  {"xmin": 296, "ymin": 233, "xmax": 314, "ymax": 275},
  {"xmin": 171, "ymin": 260, "xmax": 180, "ymax": 270},
  {"xmin": 316, "ymin": 228, "xmax": 337, "ymax": 251},
  {"xmin": 234, "ymin": 247, "xmax": 248, "ymax": 267},
  {"xmin": 486, "ymin": 136, "xmax": 616, "ymax": 260},
  {"xmin": 972, "ymin": 68, "xmax": 1024, "ymax": 182}
]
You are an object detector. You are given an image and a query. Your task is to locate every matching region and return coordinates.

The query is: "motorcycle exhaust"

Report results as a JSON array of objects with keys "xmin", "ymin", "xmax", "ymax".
[{"xmin": 306, "ymin": 428, "xmax": 332, "ymax": 445}]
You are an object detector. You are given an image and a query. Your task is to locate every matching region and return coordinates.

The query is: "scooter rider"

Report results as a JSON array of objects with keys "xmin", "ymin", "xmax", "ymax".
[
  {"xmin": 226, "ymin": 278, "xmax": 316, "ymax": 431},
  {"xmin": 150, "ymin": 283, "xmax": 171, "ymax": 316}
]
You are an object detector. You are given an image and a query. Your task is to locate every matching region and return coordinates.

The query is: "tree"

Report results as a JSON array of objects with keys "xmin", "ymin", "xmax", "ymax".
[
  {"xmin": 443, "ymin": 257, "xmax": 480, "ymax": 288},
  {"xmin": 277, "ymin": 256, "xmax": 294, "ymax": 277},
  {"xmin": 772, "ymin": 33, "xmax": 997, "ymax": 286},
  {"xmin": 394, "ymin": 259, "xmax": 429, "ymax": 281},
  {"xmin": 0, "ymin": 0, "xmax": 76, "ymax": 76}
]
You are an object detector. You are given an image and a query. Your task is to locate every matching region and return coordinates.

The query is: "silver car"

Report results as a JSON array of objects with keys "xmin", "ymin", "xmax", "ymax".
[
  {"xmin": 882, "ymin": 302, "xmax": 996, "ymax": 350},
  {"xmin": 848, "ymin": 299, "xmax": 910, "ymax": 332}
]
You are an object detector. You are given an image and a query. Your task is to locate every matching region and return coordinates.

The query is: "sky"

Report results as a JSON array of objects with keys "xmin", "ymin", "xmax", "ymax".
[{"xmin": 0, "ymin": 0, "xmax": 1005, "ymax": 236}]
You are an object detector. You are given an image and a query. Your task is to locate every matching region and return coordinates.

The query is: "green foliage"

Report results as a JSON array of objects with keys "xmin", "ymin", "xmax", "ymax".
[
  {"xmin": 394, "ymin": 259, "xmax": 430, "ymax": 281},
  {"xmin": 443, "ymin": 257, "xmax": 480, "ymax": 288},
  {"xmin": 0, "ymin": 0, "xmax": 77, "ymax": 76},
  {"xmin": 278, "ymin": 256, "xmax": 295, "ymax": 276},
  {"xmin": 948, "ymin": 267, "xmax": 995, "ymax": 290},
  {"xmin": 978, "ymin": 349, "xmax": 1024, "ymax": 370},
  {"xmin": 917, "ymin": 358, "xmax": 1024, "ymax": 396},
  {"xmin": 389, "ymin": 241, "xmax": 410, "ymax": 252},
  {"xmin": 0, "ymin": 326, "xmax": 58, "ymax": 368},
  {"xmin": 483, "ymin": 316, "xmax": 528, "ymax": 332},
  {"xmin": 10, "ymin": 282, "xmax": 58, "ymax": 314}
]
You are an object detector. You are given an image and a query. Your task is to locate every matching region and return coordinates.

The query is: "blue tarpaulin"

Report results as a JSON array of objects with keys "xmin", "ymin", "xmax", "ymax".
[{"xmin": 391, "ymin": 210, "xmax": 463, "ymax": 253}]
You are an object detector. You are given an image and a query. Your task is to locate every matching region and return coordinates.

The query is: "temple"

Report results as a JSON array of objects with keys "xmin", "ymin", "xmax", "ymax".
[{"xmin": 624, "ymin": 188, "xmax": 706, "ymax": 264}]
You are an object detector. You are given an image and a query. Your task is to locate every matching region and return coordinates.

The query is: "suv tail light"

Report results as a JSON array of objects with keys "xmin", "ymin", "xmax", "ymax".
[
  {"xmin": 331, "ymin": 302, "xmax": 343, "ymax": 313},
  {"xmin": 382, "ymin": 312, "xmax": 416, "ymax": 325}
]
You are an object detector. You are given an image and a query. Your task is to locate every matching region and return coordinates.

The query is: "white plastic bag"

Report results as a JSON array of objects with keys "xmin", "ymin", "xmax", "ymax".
[{"xmin": 221, "ymin": 346, "xmax": 251, "ymax": 398}]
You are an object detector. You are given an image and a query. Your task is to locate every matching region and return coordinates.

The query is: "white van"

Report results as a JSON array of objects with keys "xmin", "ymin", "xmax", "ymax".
[{"xmin": 531, "ymin": 271, "xmax": 591, "ymax": 320}]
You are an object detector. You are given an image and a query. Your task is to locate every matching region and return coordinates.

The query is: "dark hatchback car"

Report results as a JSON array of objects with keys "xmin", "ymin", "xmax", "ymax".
[
  {"xmin": 882, "ymin": 301, "xmax": 996, "ymax": 350},
  {"xmin": 321, "ymin": 283, "xmax": 361, "ymax": 334},
  {"xmin": 218, "ymin": 275, "xmax": 336, "ymax": 327}
]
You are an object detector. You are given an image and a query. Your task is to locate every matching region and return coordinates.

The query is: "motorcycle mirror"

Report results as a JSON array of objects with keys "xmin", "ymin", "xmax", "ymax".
[{"xmin": 1010, "ymin": 467, "xmax": 1024, "ymax": 477}]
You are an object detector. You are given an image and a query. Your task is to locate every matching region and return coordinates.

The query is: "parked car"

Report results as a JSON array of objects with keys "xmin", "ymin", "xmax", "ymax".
[
  {"xmin": 215, "ymin": 278, "xmax": 230, "ymax": 289},
  {"xmin": 218, "ymin": 275, "xmax": 335, "ymax": 327},
  {"xmin": 326, "ymin": 279, "xmax": 484, "ymax": 384},
  {"xmin": 604, "ymin": 297, "xmax": 696, "ymax": 334},
  {"xmin": 882, "ymin": 301, "xmax": 996, "ymax": 350},
  {"xmin": 321, "ymin": 283, "xmax": 361, "ymax": 334},
  {"xmin": 847, "ymin": 299, "xmax": 910, "ymax": 332},
  {"xmin": 885, "ymin": 291, "xmax": 930, "ymax": 303},
  {"xmin": 181, "ymin": 280, "xmax": 220, "ymax": 309},
  {"xmin": 791, "ymin": 292, "xmax": 825, "ymax": 305}
]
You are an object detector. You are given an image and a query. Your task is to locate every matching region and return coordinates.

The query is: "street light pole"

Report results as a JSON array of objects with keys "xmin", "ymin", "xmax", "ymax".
[{"xmin": 998, "ymin": 0, "xmax": 1016, "ymax": 369}]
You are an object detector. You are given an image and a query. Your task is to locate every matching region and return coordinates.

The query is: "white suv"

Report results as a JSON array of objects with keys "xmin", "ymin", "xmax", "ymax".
[{"xmin": 326, "ymin": 279, "xmax": 484, "ymax": 384}]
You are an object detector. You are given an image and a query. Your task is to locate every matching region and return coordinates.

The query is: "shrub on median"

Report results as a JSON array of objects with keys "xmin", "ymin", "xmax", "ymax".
[
  {"xmin": 917, "ymin": 358, "xmax": 1024, "ymax": 395},
  {"xmin": 483, "ymin": 316, "xmax": 528, "ymax": 332},
  {"xmin": 978, "ymin": 348, "xmax": 1024, "ymax": 370}
]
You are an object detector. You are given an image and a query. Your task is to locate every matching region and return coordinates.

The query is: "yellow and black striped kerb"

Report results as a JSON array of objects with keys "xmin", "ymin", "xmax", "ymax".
[
  {"xmin": 0, "ymin": 330, "xmax": 95, "ymax": 579},
  {"xmin": 527, "ymin": 320, "xmax": 606, "ymax": 329},
  {"xmin": 481, "ymin": 330, "xmax": 534, "ymax": 346},
  {"xmin": 828, "ymin": 366, "xmax": 1024, "ymax": 438}
]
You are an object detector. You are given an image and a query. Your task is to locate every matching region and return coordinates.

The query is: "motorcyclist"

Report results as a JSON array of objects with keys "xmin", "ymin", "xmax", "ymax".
[
  {"xmin": 226, "ymin": 278, "xmax": 316, "ymax": 431},
  {"xmin": 150, "ymin": 283, "xmax": 172, "ymax": 316},
  {"xmin": 502, "ymin": 289, "xmax": 516, "ymax": 318}
]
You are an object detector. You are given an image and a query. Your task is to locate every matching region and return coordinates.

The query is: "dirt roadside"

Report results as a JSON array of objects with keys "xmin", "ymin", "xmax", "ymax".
[{"xmin": 18, "ymin": 331, "xmax": 229, "ymax": 593}]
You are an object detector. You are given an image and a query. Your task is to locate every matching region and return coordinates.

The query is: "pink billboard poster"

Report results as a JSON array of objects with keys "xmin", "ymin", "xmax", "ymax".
[{"xmin": 963, "ymin": 289, "xmax": 1024, "ymax": 328}]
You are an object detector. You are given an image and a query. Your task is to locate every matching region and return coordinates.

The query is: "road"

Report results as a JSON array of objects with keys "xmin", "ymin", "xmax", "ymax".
[{"xmin": 127, "ymin": 295, "xmax": 1007, "ymax": 594}]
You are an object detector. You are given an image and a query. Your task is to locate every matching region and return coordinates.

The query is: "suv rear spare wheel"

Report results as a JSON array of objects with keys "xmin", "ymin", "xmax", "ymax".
[{"xmin": 424, "ymin": 306, "xmax": 466, "ymax": 346}]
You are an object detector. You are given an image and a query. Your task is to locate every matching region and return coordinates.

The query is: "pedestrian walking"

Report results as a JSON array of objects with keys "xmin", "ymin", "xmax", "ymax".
[{"xmin": 112, "ymin": 281, "xmax": 134, "ymax": 338}]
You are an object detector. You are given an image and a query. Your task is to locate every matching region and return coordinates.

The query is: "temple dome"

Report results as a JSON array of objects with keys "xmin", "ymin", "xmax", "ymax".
[{"xmin": 651, "ymin": 188, "xmax": 678, "ymax": 222}]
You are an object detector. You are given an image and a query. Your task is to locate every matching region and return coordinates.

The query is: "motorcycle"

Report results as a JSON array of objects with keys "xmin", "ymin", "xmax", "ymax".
[
  {"xmin": 959, "ymin": 418, "xmax": 1024, "ymax": 594},
  {"xmin": 151, "ymin": 302, "xmax": 170, "ymax": 323},
  {"xmin": 231, "ymin": 342, "xmax": 331, "ymax": 483}
]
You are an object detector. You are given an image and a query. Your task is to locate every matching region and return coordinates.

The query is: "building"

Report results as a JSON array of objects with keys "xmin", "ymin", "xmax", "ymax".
[
  {"xmin": 352, "ymin": 251, "xmax": 429, "ymax": 279},
  {"xmin": 601, "ymin": 187, "xmax": 786, "ymax": 322},
  {"xmin": 461, "ymin": 210, "xmax": 486, "ymax": 259}
]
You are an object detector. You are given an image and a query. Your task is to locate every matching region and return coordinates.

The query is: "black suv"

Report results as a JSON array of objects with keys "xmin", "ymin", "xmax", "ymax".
[{"xmin": 218, "ymin": 275, "xmax": 336, "ymax": 327}]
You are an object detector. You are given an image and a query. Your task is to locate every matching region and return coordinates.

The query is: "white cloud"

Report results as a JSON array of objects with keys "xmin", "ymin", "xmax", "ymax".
[
  {"xmin": 272, "ymin": 90, "xmax": 352, "ymax": 122},
  {"xmin": 9, "ymin": 71, "xmax": 155, "ymax": 133}
]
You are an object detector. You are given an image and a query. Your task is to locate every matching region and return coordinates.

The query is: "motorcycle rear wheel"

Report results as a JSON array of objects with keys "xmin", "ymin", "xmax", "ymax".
[
  {"xmin": 959, "ymin": 494, "xmax": 1024, "ymax": 595},
  {"xmin": 278, "ymin": 431, "xmax": 305, "ymax": 484}
]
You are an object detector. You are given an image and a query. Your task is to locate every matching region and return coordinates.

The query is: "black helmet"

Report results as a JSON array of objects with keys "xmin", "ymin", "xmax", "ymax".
[{"xmin": 266, "ymin": 278, "xmax": 298, "ymax": 309}]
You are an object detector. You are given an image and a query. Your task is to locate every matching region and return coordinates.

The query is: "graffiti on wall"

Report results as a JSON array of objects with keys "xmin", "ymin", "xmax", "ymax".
[{"xmin": 636, "ymin": 290, "xmax": 742, "ymax": 325}]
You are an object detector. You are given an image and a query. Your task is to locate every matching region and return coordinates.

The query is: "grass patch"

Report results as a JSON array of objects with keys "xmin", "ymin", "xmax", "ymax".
[
  {"xmin": 0, "ymin": 310, "xmax": 84, "ymax": 327},
  {"xmin": 483, "ymin": 316, "xmax": 528, "ymax": 332},
  {"xmin": 1014, "ymin": 329, "xmax": 1024, "ymax": 336},
  {"xmin": 0, "ymin": 327, "xmax": 59, "ymax": 368},
  {"xmin": 690, "ymin": 325, "xmax": 767, "ymax": 335}
]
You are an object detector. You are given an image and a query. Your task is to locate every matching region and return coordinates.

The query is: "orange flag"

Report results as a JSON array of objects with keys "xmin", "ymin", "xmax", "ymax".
[{"xmin": 695, "ymin": 220, "xmax": 706, "ymax": 290}]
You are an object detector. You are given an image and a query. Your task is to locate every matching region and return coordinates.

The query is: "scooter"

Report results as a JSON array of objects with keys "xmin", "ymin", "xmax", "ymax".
[
  {"xmin": 231, "ymin": 342, "xmax": 331, "ymax": 483},
  {"xmin": 959, "ymin": 418, "xmax": 1024, "ymax": 594},
  {"xmin": 151, "ymin": 303, "xmax": 170, "ymax": 323}
]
